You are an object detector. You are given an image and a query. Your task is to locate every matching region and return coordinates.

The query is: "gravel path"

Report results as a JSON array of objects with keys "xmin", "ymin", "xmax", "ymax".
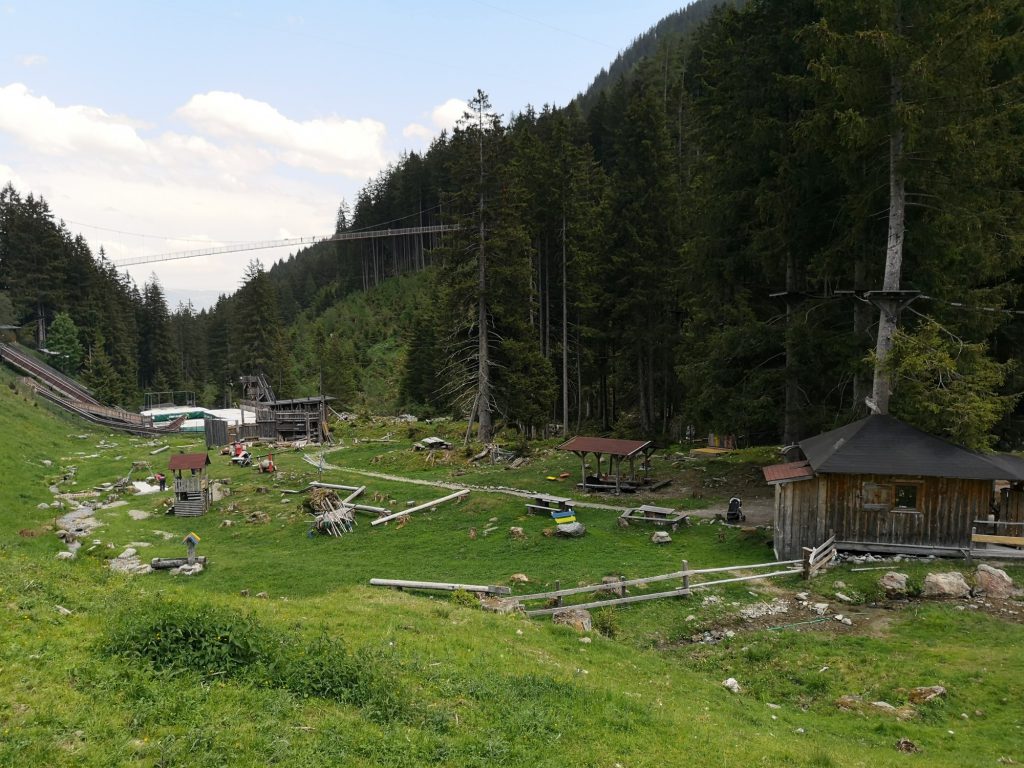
[
  {"xmin": 330, "ymin": 465, "xmax": 776, "ymax": 523},
  {"xmin": 332, "ymin": 466, "xmax": 635, "ymax": 513}
]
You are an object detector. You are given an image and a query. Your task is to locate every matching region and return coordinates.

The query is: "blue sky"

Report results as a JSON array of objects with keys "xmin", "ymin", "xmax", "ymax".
[{"xmin": 0, "ymin": 1, "xmax": 689, "ymax": 304}]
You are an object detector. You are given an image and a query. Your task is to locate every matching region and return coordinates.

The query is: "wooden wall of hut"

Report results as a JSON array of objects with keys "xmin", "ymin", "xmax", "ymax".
[
  {"xmin": 773, "ymin": 478, "xmax": 820, "ymax": 560},
  {"xmin": 774, "ymin": 473, "xmax": 994, "ymax": 558},
  {"xmin": 1001, "ymin": 487, "xmax": 1024, "ymax": 524},
  {"xmin": 825, "ymin": 474, "xmax": 990, "ymax": 552}
]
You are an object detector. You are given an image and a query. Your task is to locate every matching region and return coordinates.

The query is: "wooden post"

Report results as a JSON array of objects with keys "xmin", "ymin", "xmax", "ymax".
[
  {"xmin": 187, "ymin": 539, "xmax": 196, "ymax": 564},
  {"xmin": 555, "ymin": 579, "xmax": 563, "ymax": 607},
  {"xmin": 682, "ymin": 559, "xmax": 690, "ymax": 592},
  {"xmin": 802, "ymin": 547, "xmax": 812, "ymax": 580},
  {"xmin": 619, "ymin": 575, "xmax": 627, "ymax": 598}
]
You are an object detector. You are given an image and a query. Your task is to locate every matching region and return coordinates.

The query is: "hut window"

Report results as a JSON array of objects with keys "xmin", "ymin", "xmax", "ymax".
[
  {"xmin": 894, "ymin": 484, "xmax": 919, "ymax": 510},
  {"xmin": 861, "ymin": 482, "xmax": 891, "ymax": 511}
]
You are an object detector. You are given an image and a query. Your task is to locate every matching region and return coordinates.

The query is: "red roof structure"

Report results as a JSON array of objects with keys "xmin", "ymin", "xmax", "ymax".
[
  {"xmin": 557, "ymin": 436, "xmax": 657, "ymax": 493},
  {"xmin": 168, "ymin": 453, "xmax": 211, "ymax": 472},
  {"xmin": 557, "ymin": 436, "xmax": 652, "ymax": 458},
  {"xmin": 762, "ymin": 460, "xmax": 814, "ymax": 485}
]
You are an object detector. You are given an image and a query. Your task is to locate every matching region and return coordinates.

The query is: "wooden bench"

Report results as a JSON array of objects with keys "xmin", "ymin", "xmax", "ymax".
[{"xmin": 618, "ymin": 504, "xmax": 687, "ymax": 526}]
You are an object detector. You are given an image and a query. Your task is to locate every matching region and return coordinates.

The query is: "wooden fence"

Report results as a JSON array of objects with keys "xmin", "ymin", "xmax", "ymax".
[
  {"xmin": 369, "ymin": 536, "xmax": 836, "ymax": 617},
  {"xmin": 802, "ymin": 532, "xmax": 836, "ymax": 579},
  {"xmin": 970, "ymin": 521, "xmax": 1024, "ymax": 560},
  {"xmin": 516, "ymin": 557, "xmax": 806, "ymax": 616}
]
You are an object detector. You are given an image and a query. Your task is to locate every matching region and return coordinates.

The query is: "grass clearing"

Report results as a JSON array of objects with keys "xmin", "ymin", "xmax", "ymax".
[{"xmin": 2, "ymin": 368, "xmax": 1023, "ymax": 766}]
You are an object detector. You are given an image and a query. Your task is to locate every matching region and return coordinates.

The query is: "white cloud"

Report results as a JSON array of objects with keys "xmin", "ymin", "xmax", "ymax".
[
  {"xmin": 0, "ymin": 83, "xmax": 148, "ymax": 157},
  {"xmin": 0, "ymin": 163, "xmax": 24, "ymax": 189},
  {"xmin": 403, "ymin": 123, "xmax": 432, "ymax": 140},
  {"xmin": 177, "ymin": 91, "xmax": 388, "ymax": 177},
  {"xmin": 0, "ymin": 84, "xmax": 405, "ymax": 295},
  {"xmin": 431, "ymin": 98, "xmax": 467, "ymax": 130},
  {"xmin": 18, "ymin": 53, "xmax": 46, "ymax": 67},
  {"xmin": 401, "ymin": 98, "xmax": 467, "ymax": 144}
]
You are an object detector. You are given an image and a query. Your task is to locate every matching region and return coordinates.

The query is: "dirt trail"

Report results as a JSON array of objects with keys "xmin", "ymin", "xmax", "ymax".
[
  {"xmin": 326, "ymin": 465, "xmax": 777, "ymax": 524},
  {"xmin": 333, "ymin": 466, "xmax": 633, "ymax": 513}
]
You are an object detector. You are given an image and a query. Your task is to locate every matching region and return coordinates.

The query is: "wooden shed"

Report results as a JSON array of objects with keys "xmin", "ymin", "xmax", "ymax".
[
  {"xmin": 764, "ymin": 415, "xmax": 1024, "ymax": 559},
  {"xmin": 168, "ymin": 452, "xmax": 211, "ymax": 517}
]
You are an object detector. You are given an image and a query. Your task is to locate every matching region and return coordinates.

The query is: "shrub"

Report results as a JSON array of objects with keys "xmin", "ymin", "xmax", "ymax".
[
  {"xmin": 105, "ymin": 601, "xmax": 408, "ymax": 720},
  {"xmin": 103, "ymin": 599, "xmax": 268, "ymax": 677},
  {"xmin": 592, "ymin": 608, "xmax": 620, "ymax": 638},
  {"xmin": 450, "ymin": 589, "xmax": 478, "ymax": 608}
]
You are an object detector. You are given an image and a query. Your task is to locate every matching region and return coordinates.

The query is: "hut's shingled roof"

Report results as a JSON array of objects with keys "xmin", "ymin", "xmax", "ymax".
[{"xmin": 799, "ymin": 415, "xmax": 1024, "ymax": 481}]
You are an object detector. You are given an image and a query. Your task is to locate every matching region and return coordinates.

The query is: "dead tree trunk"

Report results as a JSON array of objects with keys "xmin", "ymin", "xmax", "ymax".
[
  {"xmin": 783, "ymin": 252, "xmax": 800, "ymax": 445},
  {"xmin": 476, "ymin": 116, "xmax": 492, "ymax": 444},
  {"xmin": 561, "ymin": 214, "xmax": 570, "ymax": 436},
  {"xmin": 870, "ymin": 55, "xmax": 906, "ymax": 416}
]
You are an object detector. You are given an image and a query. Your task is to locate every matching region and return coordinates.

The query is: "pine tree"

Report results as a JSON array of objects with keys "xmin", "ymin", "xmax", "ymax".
[
  {"xmin": 137, "ymin": 276, "xmax": 179, "ymax": 391},
  {"xmin": 47, "ymin": 311, "xmax": 83, "ymax": 374},
  {"xmin": 81, "ymin": 333, "xmax": 121, "ymax": 405}
]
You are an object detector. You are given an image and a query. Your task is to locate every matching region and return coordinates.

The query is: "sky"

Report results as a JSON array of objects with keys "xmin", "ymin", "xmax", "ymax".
[{"xmin": 0, "ymin": 1, "xmax": 689, "ymax": 307}]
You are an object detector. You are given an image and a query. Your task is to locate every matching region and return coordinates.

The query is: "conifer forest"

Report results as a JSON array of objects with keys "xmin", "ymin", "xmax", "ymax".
[{"xmin": 2, "ymin": 0, "xmax": 1022, "ymax": 449}]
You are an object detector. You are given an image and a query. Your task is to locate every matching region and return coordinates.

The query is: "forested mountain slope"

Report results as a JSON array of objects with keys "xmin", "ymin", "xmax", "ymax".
[{"xmin": 2, "ymin": 0, "xmax": 1022, "ymax": 450}]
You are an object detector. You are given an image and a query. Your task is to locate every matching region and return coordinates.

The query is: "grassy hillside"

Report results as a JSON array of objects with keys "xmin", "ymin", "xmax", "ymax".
[{"xmin": 1, "ymin": 369, "xmax": 1023, "ymax": 767}]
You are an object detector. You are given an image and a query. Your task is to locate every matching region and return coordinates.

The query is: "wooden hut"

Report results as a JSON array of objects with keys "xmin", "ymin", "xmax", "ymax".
[
  {"xmin": 168, "ymin": 452, "xmax": 211, "ymax": 516},
  {"xmin": 764, "ymin": 415, "xmax": 1024, "ymax": 559},
  {"xmin": 557, "ymin": 436, "xmax": 658, "ymax": 493}
]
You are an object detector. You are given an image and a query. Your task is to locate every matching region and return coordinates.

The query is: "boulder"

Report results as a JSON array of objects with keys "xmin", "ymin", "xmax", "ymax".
[
  {"xmin": 599, "ymin": 576, "xmax": 624, "ymax": 595},
  {"xmin": 722, "ymin": 677, "xmax": 741, "ymax": 694},
  {"xmin": 908, "ymin": 685, "xmax": 946, "ymax": 704},
  {"xmin": 836, "ymin": 694, "xmax": 863, "ymax": 711},
  {"xmin": 879, "ymin": 572, "xmax": 909, "ymax": 598},
  {"xmin": 975, "ymin": 564, "xmax": 1015, "ymax": 598},
  {"xmin": 552, "ymin": 608, "xmax": 592, "ymax": 632},
  {"xmin": 508, "ymin": 527, "xmax": 527, "ymax": 540},
  {"xmin": 922, "ymin": 572, "xmax": 970, "ymax": 599},
  {"xmin": 554, "ymin": 522, "xmax": 587, "ymax": 538},
  {"xmin": 650, "ymin": 531, "xmax": 672, "ymax": 544},
  {"xmin": 481, "ymin": 597, "xmax": 522, "ymax": 614},
  {"xmin": 55, "ymin": 551, "xmax": 75, "ymax": 560},
  {"xmin": 509, "ymin": 572, "xmax": 530, "ymax": 584}
]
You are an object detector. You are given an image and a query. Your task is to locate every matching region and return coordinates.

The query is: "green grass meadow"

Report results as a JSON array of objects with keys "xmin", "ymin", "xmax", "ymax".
[{"xmin": 1, "ymin": 371, "xmax": 1023, "ymax": 767}]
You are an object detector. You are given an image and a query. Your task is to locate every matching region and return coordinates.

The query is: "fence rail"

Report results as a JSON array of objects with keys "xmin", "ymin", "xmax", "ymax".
[{"xmin": 802, "ymin": 532, "xmax": 836, "ymax": 579}]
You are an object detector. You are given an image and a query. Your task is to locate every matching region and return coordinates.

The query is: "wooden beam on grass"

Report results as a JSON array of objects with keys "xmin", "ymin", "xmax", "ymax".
[{"xmin": 370, "ymin": 489, "xmax": 470, "ymax": 526}]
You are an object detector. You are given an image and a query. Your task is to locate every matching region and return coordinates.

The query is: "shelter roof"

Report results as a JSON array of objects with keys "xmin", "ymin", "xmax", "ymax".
[
  {"xmin": 799, "ymin": 415, "xmax": 1024, "ymax": 481},
  {"xmin": 168, "ymin": 453, "xmax": 211, "ymax": 471},
  {"xmin": 762, "ymin": 460, "xmax": 814, "ymax": 485},
  {"xmin": 557, "ymin": 436, "xmax": 653, "ymax": 458}
]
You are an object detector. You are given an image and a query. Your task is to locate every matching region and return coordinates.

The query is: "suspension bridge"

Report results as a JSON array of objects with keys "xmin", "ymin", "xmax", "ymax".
[{"xmin": 111, "ymin": 224, "xmax": 459, "ymax": 267}]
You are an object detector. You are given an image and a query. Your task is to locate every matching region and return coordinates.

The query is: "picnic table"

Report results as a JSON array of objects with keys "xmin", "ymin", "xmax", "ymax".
[{"xmin": 618, "ymin": 504, "xmax": 687, "ymax": 526}]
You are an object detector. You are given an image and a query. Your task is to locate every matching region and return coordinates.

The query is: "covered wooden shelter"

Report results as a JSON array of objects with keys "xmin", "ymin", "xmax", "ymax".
[
  {"xmin": 558, "ymin": 436, "xmax": 656, "ymax": 494},
  {"xmin": 169, "ymin": 452, "xmax": 211, "ymax": 517},
  {"xmin": 764, "ymin": 415, "xmax": 1024, "ymax": 559}
]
